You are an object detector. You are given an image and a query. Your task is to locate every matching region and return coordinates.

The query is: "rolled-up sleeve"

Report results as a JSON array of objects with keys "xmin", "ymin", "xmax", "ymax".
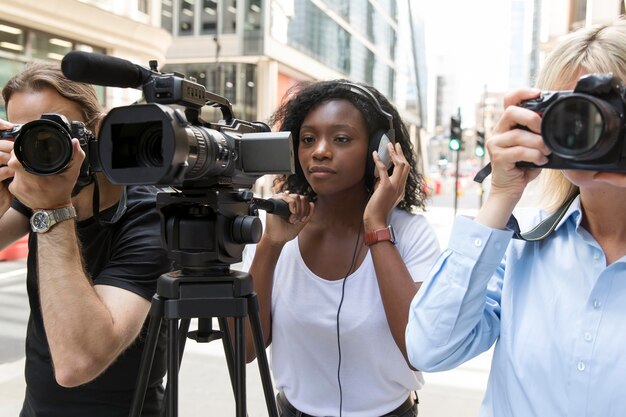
[{"xmin": 406, "ymin": 215, "xmax": 512, "ymax": 371}]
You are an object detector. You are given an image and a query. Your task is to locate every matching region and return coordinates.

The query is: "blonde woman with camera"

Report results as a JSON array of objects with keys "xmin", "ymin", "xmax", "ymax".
[{"xmin": 406, "ymin": 17, "xmax": 626, "ymax": 417}]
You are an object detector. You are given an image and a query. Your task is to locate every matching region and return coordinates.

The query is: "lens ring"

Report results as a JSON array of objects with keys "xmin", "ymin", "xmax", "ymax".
[
  {"xmin": 135, "ymin": 124, "xmax": 164, "ymax": 167},
  {"xmin": 541, "ymin": 94, "xmax": 619, "ymax": 160},
  {"xmin": 14, "ymin": 121, "xmax": 73, "ymax": 175}
]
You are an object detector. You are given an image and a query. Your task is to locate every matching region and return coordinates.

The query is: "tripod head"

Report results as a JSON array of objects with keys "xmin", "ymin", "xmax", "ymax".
[{"xmin": 156, "ymin": 188, "xmax": 288, "ymax": 275}]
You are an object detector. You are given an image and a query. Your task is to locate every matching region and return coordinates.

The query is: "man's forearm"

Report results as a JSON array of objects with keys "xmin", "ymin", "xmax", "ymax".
[{"xmin": 36, "ymin": 220, "xmax": 125, "ymax": 386}]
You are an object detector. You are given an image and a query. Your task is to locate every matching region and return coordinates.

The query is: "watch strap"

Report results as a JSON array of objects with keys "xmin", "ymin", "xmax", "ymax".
[
  {"xmin": 49, "ymin": 206, "xmax": 77, "ymax": 224},
  {"xmin": 364, "ymin": 225, "xmax": 396, "ymax": 246}
]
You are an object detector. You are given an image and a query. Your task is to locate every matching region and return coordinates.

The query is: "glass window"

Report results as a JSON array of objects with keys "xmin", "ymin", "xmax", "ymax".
[
  {"xmin": 245, "ymin": 0, "xmax": 262, "ymax": 31},
  {"xmin": 179, "ymin": 0, "xmax": 195, "ymax": 36},
  {"xmin": 0, "ymin": 58, "xmax": 26, "ymax": 119},
  {"xmin": 161, "ymin": 0, "xmax": 174, "ymax": 33},
  {"xmin": 139, "ymin": 0, "xmax": 149, "ymax": 14},
  {"xmin": 201, "ymin": 0, "xmax": 218, "ymax": 34},
  {"xmin": 32, "ymin": 32, "xmax": 73, "ymax": 62},
  {"xmin": 222, "ymin": 0, "xmax": 237, "ymax": 34},
  {"xmin": 0, "ymin": 23, "xmax": 25, "ymax": 55},
  {"xmin": 569, "ymin": 0, "xmax": 586, "ymax": 28},
  {"xmin": 243, "ymin": 0, "xmax": 263, "ymax": 54}
]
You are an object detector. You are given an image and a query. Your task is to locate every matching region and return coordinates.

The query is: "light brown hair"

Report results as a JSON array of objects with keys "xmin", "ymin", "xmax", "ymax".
[{"xmin": 2, "ymin": 61, "xmax": 103, "ymax": 133}]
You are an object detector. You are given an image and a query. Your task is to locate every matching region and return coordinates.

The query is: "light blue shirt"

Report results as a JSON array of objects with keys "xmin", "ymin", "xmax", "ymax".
[{"xmin": 407, "ymin": 196, "xmax": 626, "ymax": 417}]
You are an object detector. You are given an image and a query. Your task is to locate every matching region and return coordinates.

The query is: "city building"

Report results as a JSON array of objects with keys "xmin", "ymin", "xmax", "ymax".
[{"xmin": 0, "ymin": 0, "xmax": 171, "ymax": 116}]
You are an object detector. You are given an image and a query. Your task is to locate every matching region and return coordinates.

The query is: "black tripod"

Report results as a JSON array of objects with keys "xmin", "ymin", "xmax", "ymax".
[{"xmin": 129, "ymin": 189, "xmax": 279, "ymax": 417}]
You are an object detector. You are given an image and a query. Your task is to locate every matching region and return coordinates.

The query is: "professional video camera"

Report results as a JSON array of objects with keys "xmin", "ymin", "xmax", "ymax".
[
  {"xmin": 61, "ymin": 51, "xmax": 294, "ymax": 190},
  {"xmin": 518, "ymin": 73, "xmax": 626, "ymax": 171},
  {"xmin": 0, "ymin": 113, "xmax": 98, "ymax": 187}
]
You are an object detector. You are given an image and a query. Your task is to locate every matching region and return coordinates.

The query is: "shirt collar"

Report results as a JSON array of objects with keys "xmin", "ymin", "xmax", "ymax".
[{"xmin": 554, "ymin": 194, "xmax": 583, "ymax": 232}]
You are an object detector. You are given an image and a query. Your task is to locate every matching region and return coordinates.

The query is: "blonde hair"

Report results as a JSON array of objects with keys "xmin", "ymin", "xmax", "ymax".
[
  {"xmin": 534, "ymin": 17, "xmax": 626, "ymax": 212},
  {"xmin": 2, "ymin": 61, "xmax": 103, "ymax": 133}
]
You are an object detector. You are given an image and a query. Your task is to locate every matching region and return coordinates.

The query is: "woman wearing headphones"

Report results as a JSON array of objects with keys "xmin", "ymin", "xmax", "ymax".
[{"xmin": 242, "ymin": 80, "xmax": 439, "ymax": 417}]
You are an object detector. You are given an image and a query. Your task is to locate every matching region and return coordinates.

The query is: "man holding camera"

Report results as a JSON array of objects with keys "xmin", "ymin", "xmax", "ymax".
[{"xmin": 0, "ymin": 62, "xmax": 170, "ymax": 417}]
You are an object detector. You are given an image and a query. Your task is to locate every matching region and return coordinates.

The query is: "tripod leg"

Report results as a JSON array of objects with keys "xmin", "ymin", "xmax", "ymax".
[
  {"xmin": 167, "ymin": 317, "xmax": 180, "ymax": 417},
  {"xmin": 247, "ymin": 295, "xmax": 279, "ymax": 417},
  {"xmin": 129, "ymin": 295, "xmax": 164, "ymax": 417},
  {"xmin": 235, "ymin": 316, "xmax": 247, "ymax": 417},
  {"xmin": 159, "ymin": 318, "xmax": 191, "ymax": 417},
  {"xmin": 217, "ymin": 317, "xmax": 239, "ymax": 399}
]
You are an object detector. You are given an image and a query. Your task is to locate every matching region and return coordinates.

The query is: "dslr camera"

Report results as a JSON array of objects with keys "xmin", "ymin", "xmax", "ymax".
[
  {"xmin": 0, "ymin": 113, "xmax": 98, "ymax": 185},
  {"xmin": 518, "ymin": 73, "xmax": 626, "ymax": 171}
]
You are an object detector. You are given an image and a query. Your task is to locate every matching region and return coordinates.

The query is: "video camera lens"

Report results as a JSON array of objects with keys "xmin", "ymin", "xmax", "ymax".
[
  {"xmin": 14, "ymin": 118, "xmax": 73, "ymax": 175},
  {"xmin": 542, "ymin": 94, "xmax": 621, "ymax": 161}
]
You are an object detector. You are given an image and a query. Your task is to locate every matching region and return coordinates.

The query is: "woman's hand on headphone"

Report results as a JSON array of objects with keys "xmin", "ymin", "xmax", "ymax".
[
  {"xmin": 262, "ymin": 192, "xmax": 314, "ymax": 246},
  {"xmin": 364, "ymin": 142, "xmax": 409, "ymax": 231}
]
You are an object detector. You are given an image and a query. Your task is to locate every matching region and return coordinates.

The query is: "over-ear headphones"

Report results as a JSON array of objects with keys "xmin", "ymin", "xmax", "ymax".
[{"xmin": 338, "ymin": 82, "xmax": 396, "ymax": 179}]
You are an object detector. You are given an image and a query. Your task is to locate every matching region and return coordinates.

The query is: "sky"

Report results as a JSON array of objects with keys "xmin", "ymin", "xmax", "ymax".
[{"xmin": 417, "ymin": 0, "xmax": 515, "ymax": 127}]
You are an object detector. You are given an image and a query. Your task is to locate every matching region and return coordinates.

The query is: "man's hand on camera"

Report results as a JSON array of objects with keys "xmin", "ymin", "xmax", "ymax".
[
  {"xmin": 0, "ymin": 119, "xmax": 16, "ymax": 215},
  {"xmin": 7, "ymin": 138, "xmax": 84, "ymax": 209}
]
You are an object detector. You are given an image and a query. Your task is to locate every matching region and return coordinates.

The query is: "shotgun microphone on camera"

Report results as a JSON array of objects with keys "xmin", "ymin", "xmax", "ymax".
[{"xmin": 61, "ymin": 51, "xmax": 154, "ymax": 89}]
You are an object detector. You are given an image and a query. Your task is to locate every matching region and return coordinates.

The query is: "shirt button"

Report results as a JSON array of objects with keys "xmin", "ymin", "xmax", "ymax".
[
  {"xmin": 577, "ymin": 361, "xmax": 586, "ymax": 371},
  {"xmin": 593, "ymin": 299, "xmax": 602, "ymax": 309},
  {"xmin": 593, "ymin": 252, "xmax": 600, "ymax": 260},
  {"xmin": 584, "ymin": 332, "xmax": 593, "ymax": 342},
  {"xmin": 474, "ymin": 238, "xmax": 482, "ymax": 247}
]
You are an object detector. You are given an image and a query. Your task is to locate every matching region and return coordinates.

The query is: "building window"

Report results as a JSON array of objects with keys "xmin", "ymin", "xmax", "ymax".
[
  {"xmin": 32, "ymin": 32, "xmax": 73, "ymax": 62},
  {"xmin": 0, "ymin": 23, "xmax": 25, "ymax": 55},
  {"xmin": 162, "ymin": 0, "xmax": 174, "ymax": 32},
  {"xmin": 201, "ymin": 0, "xmax": 218, "ymax": 34},
  {"xmin": 222, "ymin": 0, "xmax": 237, "ymax": 34},
  {"xmin": 245, "ymin": 0, "xmax": 262, "ymax": 31},
  {"xmin": 138, "ymin": 0, "xmax": 149, "ymax": 14},
  {"xmin": 179, "ymin": 0, "xmax": 195, "ymax": 35},
  {"xmin": 569, "ymin": 0, "xmax": 586, "ymax": 30}
]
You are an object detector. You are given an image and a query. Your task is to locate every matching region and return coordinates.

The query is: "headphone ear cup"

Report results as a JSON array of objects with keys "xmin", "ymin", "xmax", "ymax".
[{"xmin": 368, "ymin": 131, "xmax": 392, "ymax": 178}]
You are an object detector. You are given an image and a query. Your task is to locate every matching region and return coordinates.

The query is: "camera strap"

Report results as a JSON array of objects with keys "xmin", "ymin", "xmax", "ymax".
[
  {"xmin": 507, "ymin": 193, "xmax": 578, "ymax": 241},
  {"xmin": 473, "ymin": 163, "xmax": 578, "ymax": 241},
  {"xmin": 91, "ymin": 176, "xmax": 128, "ymax": 226}
]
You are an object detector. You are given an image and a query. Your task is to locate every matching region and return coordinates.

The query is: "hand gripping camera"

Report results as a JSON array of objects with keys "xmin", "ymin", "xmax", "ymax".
[
  {"xmin": 0, "ymin": 113, "xmax": 98, "ymax": 186},
  {"xmin": 518, "ymin": 73, "xmax": 626, "ymax": 171}
]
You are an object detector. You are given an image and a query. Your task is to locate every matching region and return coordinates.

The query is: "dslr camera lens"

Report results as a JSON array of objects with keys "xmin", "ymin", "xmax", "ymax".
[{"xmin": 10, "ymin": 113, "xmax": 94, "ymax": 176}]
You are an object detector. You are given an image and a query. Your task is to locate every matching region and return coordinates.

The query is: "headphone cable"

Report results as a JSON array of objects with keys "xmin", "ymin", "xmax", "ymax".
[{"xmin": 336, "ymin": 224, "xmax": 363, "ymax": 417}]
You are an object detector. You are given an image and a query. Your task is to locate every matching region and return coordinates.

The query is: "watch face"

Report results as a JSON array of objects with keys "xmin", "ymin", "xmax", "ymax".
[{"xmin": 31, "ymin": 211, "xmax": 51, "ymax": 232}]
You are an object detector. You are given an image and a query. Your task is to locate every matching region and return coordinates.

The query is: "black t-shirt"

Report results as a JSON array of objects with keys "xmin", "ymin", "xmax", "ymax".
[{"xmin": 12, "ymin": 186, "xmax": 171, "ymax": 417}]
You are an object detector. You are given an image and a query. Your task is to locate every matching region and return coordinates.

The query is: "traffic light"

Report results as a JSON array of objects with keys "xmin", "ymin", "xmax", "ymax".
[
  {"xmin": 475, "ymin": 128, "xmax": 485, "ymax": 158},
  {"xmin": 449, "ymin": 115, "xmax": 462, "ymax": 151}
]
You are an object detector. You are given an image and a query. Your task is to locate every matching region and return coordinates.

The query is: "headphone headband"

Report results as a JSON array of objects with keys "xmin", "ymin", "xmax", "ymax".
[{"xmin": 339, "ymin": 82, "xmax": 395, "ymax": 141}]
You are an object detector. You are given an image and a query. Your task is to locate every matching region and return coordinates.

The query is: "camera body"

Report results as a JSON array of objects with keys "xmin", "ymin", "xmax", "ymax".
[
  {"xmin": 0, "ymin": 113, "xmax": 98, "ymax": 186},
  {"xmin": 518, "ymin": 73, "xmax": 626, "ymax": 171},
  {"xmin": 97, "ymin": 68, "xmax": 294, "ymax": 190}
]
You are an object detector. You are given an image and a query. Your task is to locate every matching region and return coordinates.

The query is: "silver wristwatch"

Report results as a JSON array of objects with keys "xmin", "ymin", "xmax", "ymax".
[{"xmin": 30, "ymin": 206, "xmax": 77, "ymax": 233}]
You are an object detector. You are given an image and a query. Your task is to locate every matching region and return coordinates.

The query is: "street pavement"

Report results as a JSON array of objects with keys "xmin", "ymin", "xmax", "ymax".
[{"xmin": 0, "ymin": 177, "xmax": 546, "ymax": 416}]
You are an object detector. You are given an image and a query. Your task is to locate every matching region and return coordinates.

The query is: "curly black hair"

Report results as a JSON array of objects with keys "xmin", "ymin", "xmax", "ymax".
[{"xmin": 269, "ymin": 79, "xmax": 427, "ymax": 212}]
